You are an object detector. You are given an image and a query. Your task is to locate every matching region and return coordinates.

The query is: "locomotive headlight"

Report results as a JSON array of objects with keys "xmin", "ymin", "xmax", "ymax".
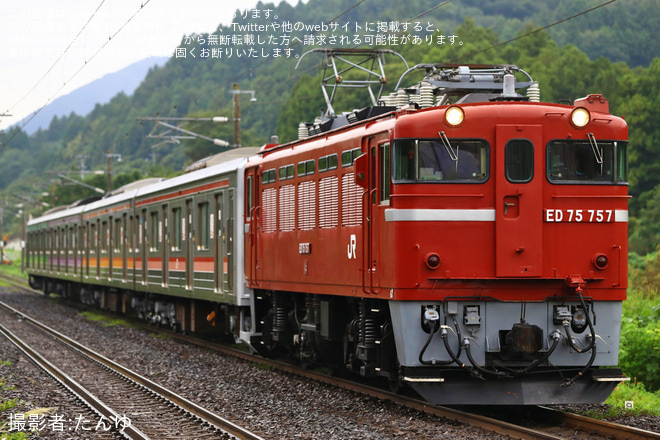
[
  {"xmin": 425, "ymin": 253, "xmax": 441, "ymax": 270},
  {"xmin": 570, "ymin": 107, "xmax": 590, "ymax": 128},
  {"xmin": 592, "ymin": 253, "xmax": 609, "ymax": 270},
  {"xmin": 444, "ymin": 106, "xmax": 464, "ymax": 126}
]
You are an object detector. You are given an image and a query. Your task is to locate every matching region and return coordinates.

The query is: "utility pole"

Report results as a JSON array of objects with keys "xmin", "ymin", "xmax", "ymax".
[
  {"xmin": 231, "ymin": 84, "xmax": 256, "ymax": 148},
  {"xmin": 106, "ymin": 151, "xmax": 121, "ymax": 193},
  {"xmin": 232, "ymin": 83, "xmax": 241, "ymax": 148}
]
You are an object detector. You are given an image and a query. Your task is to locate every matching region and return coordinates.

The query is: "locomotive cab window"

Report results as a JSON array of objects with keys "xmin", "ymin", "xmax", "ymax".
[
  {"xmin": 547, "ymin": 140, "xmax": 628, "ymax": 184},
  {"xmin": 393, "ymin": 138, "xmax": 489, "ymax": 183}
]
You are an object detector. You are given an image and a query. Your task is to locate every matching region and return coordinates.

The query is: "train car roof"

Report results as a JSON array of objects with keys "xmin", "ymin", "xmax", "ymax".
[
  {"xmin": 27, "ymin": 203, "xmax": 86, "ymax": 226},
  {"xmin": 27, "ymin": 148, "xmax": 260, "ymax": 226},
  {"xmin": 135, "ymin": 149, "xmax": 259, "ymax": 199},
  {"xmin": 82, "ymin": 187, "xmax": 141, "ymax": 214}
]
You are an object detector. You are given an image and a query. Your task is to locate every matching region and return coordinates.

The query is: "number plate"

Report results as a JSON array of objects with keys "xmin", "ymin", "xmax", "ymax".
[{"xmin": 544, "ymin": 209, "xmax": 614, "ymax": 223}]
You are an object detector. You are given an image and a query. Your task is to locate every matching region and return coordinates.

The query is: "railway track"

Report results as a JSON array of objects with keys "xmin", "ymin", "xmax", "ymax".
[
  {"xmin": 1, "ymin": 276, "xmax": 658, "ymax": 439},
  {"xmin": 0, "ymin": 299, "xmax": 264, "ymax": 440}
]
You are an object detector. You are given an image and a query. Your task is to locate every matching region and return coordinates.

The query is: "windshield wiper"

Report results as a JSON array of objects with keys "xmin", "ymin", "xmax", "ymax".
[
  {"xmin": 588, "ymin": 133, "xmax": 603, "ymax": 176},
  {"xmin": 439, "ymin": 131, "xmax": 459, "ymax": 173}
]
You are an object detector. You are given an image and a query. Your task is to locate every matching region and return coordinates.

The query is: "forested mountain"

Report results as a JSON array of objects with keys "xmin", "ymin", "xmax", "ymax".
[
  {"xmin": 14, "ymin": 58, "xmax": 167, "ymax": 135},
  {"xmin": 1, "ymin": 0, "xmax": 660, "ymax": 256}
]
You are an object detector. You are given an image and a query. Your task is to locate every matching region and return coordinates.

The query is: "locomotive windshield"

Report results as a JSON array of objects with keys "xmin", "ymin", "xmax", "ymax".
[
  {"xmin": 392, "ymin": 139, "xmax": 489, "ymax": 183},
  {"xmin": 547, "ymin": 140, "xmax": 628, "ymax": 184}
]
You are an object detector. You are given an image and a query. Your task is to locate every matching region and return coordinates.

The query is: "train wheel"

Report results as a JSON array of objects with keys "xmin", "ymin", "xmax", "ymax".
[{"xmin": 388, "ymin": 360, "xmax": 405, "ymax": 394}]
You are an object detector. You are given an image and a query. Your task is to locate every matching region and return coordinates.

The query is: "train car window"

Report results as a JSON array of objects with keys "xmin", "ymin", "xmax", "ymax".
[
  {"xmin": 505, "ymin": 140, "xmax": 534, "ymax": 183},
  {"xmin": 198, "ymin": 202, "xmax": 210, "ymax": 250},
  {"xmin": 618, "ymin": 143, "xmax": 628, "ymax": 182},
  {"xmin": 328, "ymin": 154, "xmax": 338, "ymax": 170},
  {"xmin": 297, "ymin": 160, "xmax": 315, "ymax": 176},
  {"xmin": 341, "ymin": 150, "xmax": 352, "ymax": 167},
  {"xmin": 547, "ymin": 140, "xmax": 628, "ymax": 184},
  {"xmin": 262, "ymin": 169, "xmax": 276, "ymax": 184},
  {"xmin": 279, "ymin": 164, "xmax": 295, "ymax": 180},
  {"xmin": 392, "ymin": 138, "xmax": 489, "ymax": 183},
  {"xmin": 342, "ymin": 148, "xmax": 362, "ymax": 167},
  {"xmin": 319, "ymin": 154, "xmax": 339, "ymax": 172}
]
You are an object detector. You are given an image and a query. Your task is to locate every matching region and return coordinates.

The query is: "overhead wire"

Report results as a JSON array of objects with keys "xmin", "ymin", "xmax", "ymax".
[
  {"xmin": 4, "ymin": 0, "xmax": 621, "ymax": 148},
  {"xmin": 2, "ymin": 0, "xmax": 153, "ymax": 148},
  {"xmin": 451, "ymin": 0, "xmax": 620, "ymax": 62},
  {"xmin": 9, "ymin": 0, "xmax": 107, "ymax": 114}
]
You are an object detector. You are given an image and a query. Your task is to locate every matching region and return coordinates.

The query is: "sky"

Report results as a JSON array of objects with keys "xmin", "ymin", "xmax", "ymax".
[{"xmin": 0, "ymin": 0, "xmax": 300, "ymax": 129}]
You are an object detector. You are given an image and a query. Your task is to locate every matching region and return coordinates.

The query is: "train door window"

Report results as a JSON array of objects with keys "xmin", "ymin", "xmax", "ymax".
[
  {"xmin": 150, "ymin": 211, "xmax": 159, "ymax": 251},
  {"xmin": 198, "ymin": 202, "xmax": 210, "ymax": 250},
  {"xmin": 505, "ymin": 139, "xmax": 534, "ymax": 183},
  {"xmin": 89, "ymin": 223, "xmax": 96, "ymax": 255},
  {"xmin": 172, "ymin": 207, "xmax": 182, "ymax": 251},
  {"xmin": 246, "ymin": 175, "xmax": 253, "ymax": 219},
  {"xmin": 114, "ymin": 218, "xmax": 121, "ymax": 253},
  {"xmin": 380, "ymin": 143, "xmax": 391, "ymax": 202},
  {"xmin": 69, "ymin": 226, "xmax": 75, "ymax": 274},
  {"xmin": 101, "ymin": 221, "xmax": 109, "ymax": 254}
]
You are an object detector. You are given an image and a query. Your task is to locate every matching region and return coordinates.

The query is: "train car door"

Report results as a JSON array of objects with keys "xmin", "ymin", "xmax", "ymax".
[
  {"xmin": 244, "ymin": 168, "xmax": 260, "ymax": 286},
  {"xmin": 214, "ymin": 191, "xmax": 225, "ymax": 294},
  {"xmin": 362, "ymin": 134, "xmax": 390, "ymax": 294},
  {"xmin": 227, "ymin": 189, "xmax": 235, "ymax": 295},
  {"xmin": 495, "ymin": 124, "xmax": 543, "ymax": 277}
]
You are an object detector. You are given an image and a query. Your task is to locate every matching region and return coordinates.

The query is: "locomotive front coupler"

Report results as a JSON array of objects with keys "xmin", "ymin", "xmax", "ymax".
[{"xmin": 565, "ymin": 275, "xmax": 586, "ymax": 295}]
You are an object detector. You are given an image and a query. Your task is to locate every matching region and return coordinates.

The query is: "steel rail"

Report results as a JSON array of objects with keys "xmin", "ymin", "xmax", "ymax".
[
  {"xmin": 0, "ymin": 324, "xmax": 149, "ymax": 440},
  {"xmin": 537, "ymin": 406, "xmax": 660, "ymax": 440},
  {"xmin": 0, "ymin": 299, "xmax": 265, "ymax": 440}
]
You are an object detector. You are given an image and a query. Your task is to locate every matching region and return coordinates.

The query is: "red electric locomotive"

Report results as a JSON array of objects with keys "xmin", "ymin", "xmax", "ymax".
[
  {"xmin": 25, "ymin": 49, "xmax": 629, "ymax": 405},
  {"xmin": 243, "ymin": 50, "xmax": 628, "ymax": 404}
]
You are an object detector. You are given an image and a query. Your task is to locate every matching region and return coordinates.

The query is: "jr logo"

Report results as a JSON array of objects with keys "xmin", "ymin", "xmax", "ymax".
[{"xmin": 347, "ymin": 234, "xmax": 357, "ymax": 259}]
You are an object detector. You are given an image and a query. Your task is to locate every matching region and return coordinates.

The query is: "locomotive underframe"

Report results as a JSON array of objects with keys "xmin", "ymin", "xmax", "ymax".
[{"xmin": 245, "ymin": 284, "xmax": 625, "ymax": 405}]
